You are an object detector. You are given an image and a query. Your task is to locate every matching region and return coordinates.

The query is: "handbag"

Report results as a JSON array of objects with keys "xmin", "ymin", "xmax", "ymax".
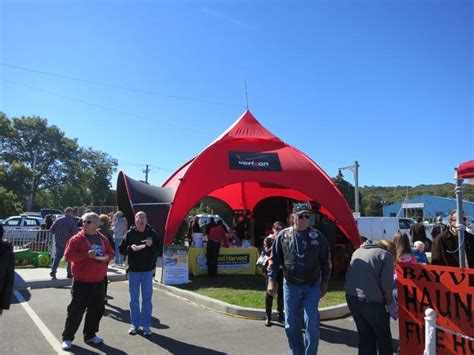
[{"xmin": 256, "ymin": 251, "xmax": 268, "ymax": 267}]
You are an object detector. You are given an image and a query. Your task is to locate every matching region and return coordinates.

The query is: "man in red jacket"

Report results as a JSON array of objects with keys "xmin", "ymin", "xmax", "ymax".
[{"xmin": 61, "ymin": 212, "xmax": 114, "ymax": 350}]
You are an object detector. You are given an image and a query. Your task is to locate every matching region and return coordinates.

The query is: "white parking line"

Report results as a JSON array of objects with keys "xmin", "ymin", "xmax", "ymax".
[{"xmin": 13, "ymin": 290, "xmax": 63, "ymax": 354}]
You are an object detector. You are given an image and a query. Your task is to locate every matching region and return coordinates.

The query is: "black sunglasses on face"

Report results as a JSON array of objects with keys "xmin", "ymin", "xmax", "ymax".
[
  {"xmin": 298, "ymin": 214, "xmax": 310, "ymax": 219},
  {"xmin": 84, "ymin": 220, "xmax": 94, "ymax": 224}
]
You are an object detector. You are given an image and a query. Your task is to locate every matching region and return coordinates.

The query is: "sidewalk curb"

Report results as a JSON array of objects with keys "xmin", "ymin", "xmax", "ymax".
[
  {"xmin": 154, "ymin": 283, "xmax": 350, "ymax": 321},
  {"xmin": 14, "ymin": 271, "xmax": 127, "ymax": 290}
]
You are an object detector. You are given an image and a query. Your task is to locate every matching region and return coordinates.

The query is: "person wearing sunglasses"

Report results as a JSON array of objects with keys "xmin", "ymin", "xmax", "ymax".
[
  {"xmin": 267, "ymin": 202, "xmax": 330, "ymax": 355},
  {"xmin": 61, "ymin": 212, "xmax": 115, "ymax": 350}
]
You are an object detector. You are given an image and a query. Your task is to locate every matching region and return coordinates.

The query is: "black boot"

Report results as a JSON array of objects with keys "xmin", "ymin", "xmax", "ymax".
[
  {"xmin": 264, "ymin": 316, "xmax": 272, "ymax": 327},
  {"xmin": 278, "ymin": 312, "xmax": 284, "ymax": 324}
]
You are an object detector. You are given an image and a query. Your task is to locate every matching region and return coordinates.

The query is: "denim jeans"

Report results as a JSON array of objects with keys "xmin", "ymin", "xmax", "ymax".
[
  {"xmin": 283, "ymin": 279, "xmax": 321, "ymax": 355},
  {"xmin": 114, "ymin": 237, "xmax": 123, "ymax": 264},
  {"xmin": 51, "ymin": 245, "xmax": 71, "ymax": 275},
  {"xmin": 128, "ymin": 271, "xmax": 153, "ymax": 328},
  {"xmin": 346, "ymin": 295, "xmax": 393, "ymax": 355}
]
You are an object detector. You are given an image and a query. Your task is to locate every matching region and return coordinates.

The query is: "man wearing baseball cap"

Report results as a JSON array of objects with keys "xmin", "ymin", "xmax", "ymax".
[{"xmin": 267, "ymin": 202, "xmax": 330, "ymax": 355}]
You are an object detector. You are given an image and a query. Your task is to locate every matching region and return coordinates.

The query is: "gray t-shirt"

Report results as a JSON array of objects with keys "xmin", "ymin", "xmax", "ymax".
[{"xmin": 87, "ymin": 234, "xmax": 103, "ymax": 256}]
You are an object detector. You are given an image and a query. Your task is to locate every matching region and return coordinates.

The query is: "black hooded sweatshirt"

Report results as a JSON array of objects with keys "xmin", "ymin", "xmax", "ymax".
[{"xmin": 119, "ymin": 224, "xmax": 161, "ymax": 272}]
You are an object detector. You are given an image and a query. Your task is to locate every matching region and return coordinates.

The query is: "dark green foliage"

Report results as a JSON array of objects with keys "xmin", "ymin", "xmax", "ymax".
[{"xmin": 0, "ymin": 112, "xmax": 117, "ymax": 216}]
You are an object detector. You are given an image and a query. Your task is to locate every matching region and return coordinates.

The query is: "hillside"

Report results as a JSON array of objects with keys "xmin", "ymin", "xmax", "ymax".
[{"xmin": 332, "ymin": 176, "xmax": 474, "ymax": 216}]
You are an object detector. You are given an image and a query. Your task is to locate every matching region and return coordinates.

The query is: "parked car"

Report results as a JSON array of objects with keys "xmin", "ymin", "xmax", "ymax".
[
  {"xmin": 2, "ymin": 214, "xmax": 44, "ymax": 230},
  {"xmin": 40, "ymin": 208, "xmax": 63, "ymax": 219}
]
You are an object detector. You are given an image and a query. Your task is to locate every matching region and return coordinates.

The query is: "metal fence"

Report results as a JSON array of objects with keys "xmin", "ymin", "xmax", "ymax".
[
  {"xmin": 424, "ymin": 308, "xmax": 474, "ymax": 355},
  {"xmin": 4, "ymin": 229, "xmax": 53, "ymax": 254}
]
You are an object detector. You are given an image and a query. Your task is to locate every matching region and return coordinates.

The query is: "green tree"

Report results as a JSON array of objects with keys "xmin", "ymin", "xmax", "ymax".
[
  {"xmin": 79, "ymin": 148, "xmax": 118, "ymax": 206},
  {"xmin": 361, "ymin": 194, "xmax": 383, "ymax": 216},
  {"xmin": 0, "ymin": 187, "xmax": 23, "ymax": 217},
  {"xmin": 1, "ymin": 113, "xmax": 118, "ymax": 211},
  {"xmin": 1, "ymin": 162, "xmax": 32, "ymax": 204},
  {"xmin": 0, "ymin": 165, "xmax": 29, "ymax": 216},
  {"xmin": 2, "ymin": 115, "xmax": 79, "ymax": 210},
  {"xmin": 332, "ymin": 175, "xmax": 355, "ymax": 210}
]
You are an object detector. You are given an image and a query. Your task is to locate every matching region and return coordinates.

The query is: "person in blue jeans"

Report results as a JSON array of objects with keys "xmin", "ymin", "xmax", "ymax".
[
  {"xmin": 267, "ymin": 202, "xmax": 330, "ymax": 355},
  {"xmin": 119, "ymin": 211, "xmax": 160, "ymax": 336},
  {"xmin": 50, "ymin": 207, "xmax": 79, "ymax": 279}
]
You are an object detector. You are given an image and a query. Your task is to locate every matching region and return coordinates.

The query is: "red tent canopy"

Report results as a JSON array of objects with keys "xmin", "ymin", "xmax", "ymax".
[
  {"xmin": 458, "ymin": 160, "xmax": 474, "ymax": 179},
  {"xmin": 162, "ymin": 110, "xmax": 361, "ymax": 248}
]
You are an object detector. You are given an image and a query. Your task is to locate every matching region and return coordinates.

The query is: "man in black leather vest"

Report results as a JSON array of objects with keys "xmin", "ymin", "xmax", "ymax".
[{"xmin": 267, "ymin": 202, "xmax": 330, "ymax": 355}]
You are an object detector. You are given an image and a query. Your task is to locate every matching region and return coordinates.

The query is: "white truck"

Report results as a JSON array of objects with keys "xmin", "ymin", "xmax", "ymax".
[{"xmin": 355, "ymin": 217, "xmax": 413, "ymax": 242}]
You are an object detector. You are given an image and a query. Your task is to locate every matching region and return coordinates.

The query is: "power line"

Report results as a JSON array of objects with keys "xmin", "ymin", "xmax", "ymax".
[
  {"xmin": 1, "ymin": 62, "xmax": 245, "ymax": 109},
  {"xmin": 118, "ymin": 161, "xmax": 173, "ymax": 171},
  {"xmin": 2, "ymin": 79, "xmax": 207, "ymax": 134}
]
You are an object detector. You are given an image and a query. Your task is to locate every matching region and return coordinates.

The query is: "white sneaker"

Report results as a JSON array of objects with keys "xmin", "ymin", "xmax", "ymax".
[
  {"xmin": 61, "ymin": 340, "xmax": 72, "ymax": 350},
  {"xmin": 85, "ymin": 335, "xmax": 103, "ymax": 344},
  {"xmin": 128, "ymin": 325, "xmax": 138, "ymax": 335},
  {"xmin": 143, "ymin": 327, "xmax": 152, "ymax": 336}
]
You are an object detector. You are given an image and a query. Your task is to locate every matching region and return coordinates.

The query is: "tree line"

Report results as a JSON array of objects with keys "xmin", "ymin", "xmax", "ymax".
[
  {"xmin": 0, "ymin": 112, "xmax": 118, "ymax": 217},
  {"xmin": 1, "ymin": 111, "xmax": 471, "ymax": 219}
]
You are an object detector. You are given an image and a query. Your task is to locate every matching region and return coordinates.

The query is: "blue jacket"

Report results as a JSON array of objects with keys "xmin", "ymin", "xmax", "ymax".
[{"xmin": 412, "ymin": 249, "xmax": 429, "ymax": 264}]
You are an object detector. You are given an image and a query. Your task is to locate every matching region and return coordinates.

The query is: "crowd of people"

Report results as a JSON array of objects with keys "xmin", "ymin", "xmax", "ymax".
[
  {"xmin": 1, "ymin": 207, "xmax": 161, "ymax": 350},
  {"xmin": 260, "ymin": 205, "xmax": 473, "ymax": 355},
  {"xmin": 1, "ymin": 202, "xmax": 473, "ymax": 354},
  {"xmin": 343, "ymin": 210, "xmax": 473, "ymax": 355}
]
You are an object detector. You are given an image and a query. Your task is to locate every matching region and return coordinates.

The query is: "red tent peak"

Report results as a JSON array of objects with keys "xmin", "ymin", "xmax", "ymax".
[
  {"xmin": 216, "ymin": 110, "xmax": 283, "ymax": 143},
  {"xmin": 458, "ymin": 160, "xmax": 474, "ymax": 179}
]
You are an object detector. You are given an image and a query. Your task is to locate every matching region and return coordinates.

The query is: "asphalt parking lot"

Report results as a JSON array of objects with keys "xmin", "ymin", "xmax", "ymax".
[{"xmin": 1, "ymin": 281, "xmax": 399, "ymax": 354}]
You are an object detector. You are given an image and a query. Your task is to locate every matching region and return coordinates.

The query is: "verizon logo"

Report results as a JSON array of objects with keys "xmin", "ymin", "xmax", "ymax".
[
  {"xmin": 238, "ymin": 160, "xmax": 269, "ymax": 167},
  {"xmin": 229, "ymin": 151, "xmax": 281, "ymax": 171}
]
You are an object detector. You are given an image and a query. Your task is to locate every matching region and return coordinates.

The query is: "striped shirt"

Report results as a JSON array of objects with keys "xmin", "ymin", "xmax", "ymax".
[{"xmin": 50, "ymin": 215, "xmax": 79, "ymax": 248}]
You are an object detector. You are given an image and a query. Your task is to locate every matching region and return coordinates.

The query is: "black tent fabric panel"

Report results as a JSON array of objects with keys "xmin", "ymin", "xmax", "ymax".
[{"xmin": 116, "ymin": 172, "xmax": 174, "ymax": 243}]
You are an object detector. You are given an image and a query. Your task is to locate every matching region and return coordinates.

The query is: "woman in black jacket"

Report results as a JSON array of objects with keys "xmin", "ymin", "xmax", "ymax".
[
  {"xmin": 0, "ymin": 223, "xmax": 15, "ymax": 315},
  {"xmin": 263, "ymin": 221, "xmax": 284, "ymax": 327}
]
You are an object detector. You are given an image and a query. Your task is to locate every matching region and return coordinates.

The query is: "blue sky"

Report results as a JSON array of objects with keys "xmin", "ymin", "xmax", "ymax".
[{"xmin": 1, "ymin": 0, "xmax": 472, "ymax": 189}]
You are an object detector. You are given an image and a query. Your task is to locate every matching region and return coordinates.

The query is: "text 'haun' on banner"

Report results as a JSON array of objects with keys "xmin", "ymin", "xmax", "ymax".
[{"xmin": 396, "ymin": 263, "xmax": 474, "ymax": 355}]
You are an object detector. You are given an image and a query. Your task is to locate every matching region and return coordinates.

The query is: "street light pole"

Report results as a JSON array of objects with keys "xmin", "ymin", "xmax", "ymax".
[
  {"xmin": 338, "ymin": 160, "xmax": 360, "ymax": 214},
  {"xmin": 455, "ymin": 169, "xmax": 466, "ymax": 268},
  {"xmin": 354, "ymin": 160, "xmax": 359, "ymax": 213}
]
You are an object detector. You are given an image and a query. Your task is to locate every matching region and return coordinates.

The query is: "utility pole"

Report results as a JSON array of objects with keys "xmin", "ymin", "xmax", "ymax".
[{"xmin": 143, "ymin": 164, "xmax": 150, "ymax": 184}]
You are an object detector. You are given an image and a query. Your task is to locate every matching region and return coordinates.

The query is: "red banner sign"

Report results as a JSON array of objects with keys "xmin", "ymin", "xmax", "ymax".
[{"xmin": 396, "ymin": 263, "xmax": 474, "ymax": 354}]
